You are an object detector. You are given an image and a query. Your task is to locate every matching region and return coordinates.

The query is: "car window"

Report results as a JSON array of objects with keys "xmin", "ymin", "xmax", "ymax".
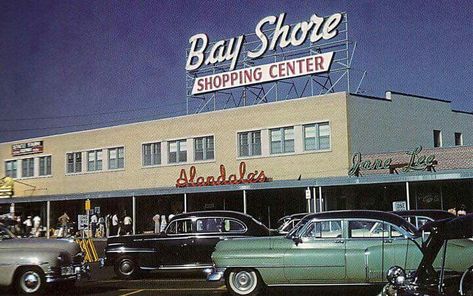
[
  {"xmin": 416, "ymin": 217, "xmax": 431, "ymax": 228},
  {"xmin": 167, "ymin": 219, "xmax": 193, "ymax": 234},
  {"xmin": 390, "ymin": 225, "xmax": 404, "ymax": 237},
  {"xmin": 303, "ymin": 220, "xmax": 342, "ymax": 238},
  {"xmin": 349, "ymin": 220, "xmax": 389, "ymax": 238},
  {"xmin": 195, "ymin": 218, "xmax": 246, "ymax": 233}
]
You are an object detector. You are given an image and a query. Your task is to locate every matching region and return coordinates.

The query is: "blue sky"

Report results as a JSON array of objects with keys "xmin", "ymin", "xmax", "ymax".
[{"xmin": 0, "ymin": 0, "xmax": 471, "ymax": 142}]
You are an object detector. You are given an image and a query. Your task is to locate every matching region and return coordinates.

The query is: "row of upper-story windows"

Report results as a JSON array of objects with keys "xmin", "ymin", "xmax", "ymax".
[
  {"xmin": 3, "ymin": 122, "xmax": 331, "ymax": 178},
  {"xmin": 433, "ymin": 130, "xmax": 464, "ymax": 148},
  {"xmin": 5, "ymin": 156, "xmax": 51, "ymax": 178}
]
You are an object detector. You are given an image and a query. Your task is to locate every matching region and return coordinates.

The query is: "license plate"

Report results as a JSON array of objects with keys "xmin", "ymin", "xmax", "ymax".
[{"xmin": 61, "ymin": 266, "xmax": 79, "ymax": 276}]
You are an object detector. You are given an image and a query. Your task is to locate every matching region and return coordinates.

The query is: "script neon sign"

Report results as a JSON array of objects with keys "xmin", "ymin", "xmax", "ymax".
[{"xmin": 176, "ymin": 162, "xmax": 269, "ymax": 187}]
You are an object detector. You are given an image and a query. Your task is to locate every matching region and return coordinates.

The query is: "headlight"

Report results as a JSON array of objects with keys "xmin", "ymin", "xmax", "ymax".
[{"xmin": 387, "ymin": 266, "xmax": 406, "ymax": 287}]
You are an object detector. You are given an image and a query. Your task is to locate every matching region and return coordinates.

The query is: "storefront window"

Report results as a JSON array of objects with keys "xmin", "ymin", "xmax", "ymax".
[
  {"xmin": 270, "ymin": 127, "xmax": 294, "ymax": 154},
  {"xmin": 194, "ymin": 136, "xmax": 214, "ymax": 161},
  {"xmin": 238, "ymin": 131, "xmax": 261, "ymax": 157},
  {"xmin": 21, "ymin": 158, "xmax": 34, "ymax": 177},
  {"xmin": 108, "ymin": 147, "xmax": 124, "ymax": 169},
  {"xmin": 87, "ymin": 150, "xmax": 103, "ymax": 171},
  {"xmin": 304, "ymin": 122, "xmax": 330, "ymax": 151},
  {"xmin": 143, "ymin": 142, "xmax": 161, "ymax": 166},
  {"xmin": 39, "ymin": 156, "xmax": 51, "ymax": 176},
  {"xmin": 5, "ymin": 160, "xmax": 17, "ymax": 178},
  {"xmin": 66, "ymin": 152, "xmax": 82, "ymax": 173},
  {"xmin": 168, "ymin": 140, "xmax": 187, "ymax": 163}
]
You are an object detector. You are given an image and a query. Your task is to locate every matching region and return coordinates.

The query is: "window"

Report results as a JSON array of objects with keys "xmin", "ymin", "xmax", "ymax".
[
  {"xmin": 87, "ymin": 150, "xmax": 103, "ymax": 171},
  {"xmin": 238, "ymin": 131, "xmax": 261, "ymax": 157},
  {"xmin": 143, "ymin": 142, "xmax": 161, "ymax": 166},
  {"xmin": 108, "ymin": 147, "xmax": 124, "ymax": 169},
  {"xmin": 21, "ymin": 158, "xmax": 34, "ymax": 177},
  {"xmin": 304, "ymin": 122, "xmax": 331, "ymax": 151},
  {"xmin": 433, "ymin": 130, "xmax": 442, "ymax": 147},
  {"xmin": 66, "ymin": 152, "xmax": 82, "ymax": 173},
  {"xmin": 166, "ymin": 219, "xmax": 193, "ymax": 234},
  {"xmin": 455, "ymin": 132, "xmax": 463, "ymax": 146},
  {"xmin": 303, "ymin": 220, "xmax": 342, "ymax": 238},
  {"xmin": 168, "ymin": 140, "xmax": 187, "ymax": 163},
  {"xmin": 195, "ymin": 218, "xmax": 246, "ymax": 233},
  {"xmin": 194, "ymin": 136, "xmax": 214, "ymax": 161},
  {"xmin": 5, "ymin": 160, "xmax": 17, "ymax": 178},
  {"xmin": 348, "ymin": 220, "xmax": 388, "ymax": 238},
  {"xmin": 39, "ymin": 156, "xmax": 51, "ymax": 176},
  {"xmin": 270, "ymin": 127, "xmax": 294, "ymax": 154}
]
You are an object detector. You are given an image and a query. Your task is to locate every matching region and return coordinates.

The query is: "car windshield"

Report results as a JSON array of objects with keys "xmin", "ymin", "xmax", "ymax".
[{"xmin": 0, "ymin": 225, "xmax": 15, "ymax": 240}]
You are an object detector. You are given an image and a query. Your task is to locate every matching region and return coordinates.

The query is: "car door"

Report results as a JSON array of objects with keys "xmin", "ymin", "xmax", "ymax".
[
  {"xmin": 158, "ymin": 218, "xmax": 195, "ymax": 267},
  {"xmin": 345, "ymin": 219, "xmax": 386, "ymax": 283},
  {"xmin": 284, "ymin": 219, "xmax": 346, "ymax": 283}
]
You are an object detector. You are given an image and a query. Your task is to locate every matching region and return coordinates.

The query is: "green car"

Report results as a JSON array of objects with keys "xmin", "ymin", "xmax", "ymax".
[{"xmin": 207, "ymin": 210, "xmax": 473, "ymax": 296}]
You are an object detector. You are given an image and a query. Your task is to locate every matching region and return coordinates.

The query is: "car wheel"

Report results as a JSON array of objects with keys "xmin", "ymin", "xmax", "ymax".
[
  {"xmin": 225, "ymin": 268, "xmax": 263, "ymax": 296},
  {"xmin": 15, "ymin": 267, "xmax": 45, "ymax": 295},
  {"xmin": 114, "ymin": 256, "xmax": 139, "ymax": 279}
]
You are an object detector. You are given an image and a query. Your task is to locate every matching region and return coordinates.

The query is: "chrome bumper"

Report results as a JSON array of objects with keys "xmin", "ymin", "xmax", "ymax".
[
  {"xmin": 206, "ymin": 267, "xmax": 226, "ymax": 282},
  {"xmin": 45, "ymin": 263, "xmax": 90, "ymax": 283}
]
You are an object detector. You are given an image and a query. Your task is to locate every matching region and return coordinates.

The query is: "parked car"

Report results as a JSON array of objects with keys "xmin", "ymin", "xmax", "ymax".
[
  {"xmin": 393, "ymin": 210, "xmax": 456, "ymax": 229},
  {"xmin": 276, "ymin": 213, "xmax": 306, "ymax": 234},
  {"xmin": 0, "ymin": 223, "xmax": 89, "ymax": 295},
  {"xmin": 102, "ymin": 210, "xmax": 271, "ymax": 279},
  {"xmin": 381, "ymin": 214, "xmax": 473, "ymax": 296},
  {"xmin": 207, "ymin": 210, "xmax": 473, "ymax": 296}
]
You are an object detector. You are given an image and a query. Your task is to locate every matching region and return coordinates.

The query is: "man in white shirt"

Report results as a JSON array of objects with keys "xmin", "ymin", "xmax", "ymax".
[
  {"xmin": 32, "ymin": 215, "xmax": 41, "ymax": 237},
  {"xmin": 111, "ymin": 213, "xmax": 119, "ymax": 236},
  {"xmin": 123, "ymin": 215, "xmax": 132, "ymax": 235},
  {"xmin": 90, "ymin": 213, "xmax": 98, "ymax": 237},
  {"xmin": 153, "ymin": 214, "xmax": 160, "ymax": 233}
]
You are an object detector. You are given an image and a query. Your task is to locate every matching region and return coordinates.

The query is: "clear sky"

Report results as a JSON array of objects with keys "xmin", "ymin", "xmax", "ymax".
[{"xmin": 0, "ymin": 0, "xmax": 472, "ymax": 143}]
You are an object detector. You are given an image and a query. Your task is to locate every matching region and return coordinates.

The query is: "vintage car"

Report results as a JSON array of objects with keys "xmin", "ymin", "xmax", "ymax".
[
  {"xmin": 0, "ymin": 223, "xmax": 89, "ymax": 295},
  {"xmin": 381, "ymin": 214, "xmax": 473, "ymax": 295},
  {"xmin": 102, "ymin": 210, "xmax": 271, "ymax": 279},
  {"xmin": 276, "ymin": 213, "xmax": 307, "ymax": 234},
  {"xmin": 393, "ymin": 209, "xmax": 456, "ymax": 229},
  {"xmin": 208, "ymin": 210, "xmax": 473, "ymax": 296}
]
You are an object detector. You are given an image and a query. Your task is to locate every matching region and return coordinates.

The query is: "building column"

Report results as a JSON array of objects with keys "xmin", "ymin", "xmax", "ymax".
[
  {"xmin": 132, "ymin": 195, "xmax": 136, "ymax": 235},
  {"xmin": 46, "ymin": 201, "xmax": 50, "ymax": 239},
  {"xmin": 313, "ymin": 187, "xmax": 317, "ymax": 213},
  {"xmin": 306, "ymin": 187, "xmax": 311, "ymax": 213},
  {"xmin": 243, "ymin": 190, "xmax": 247, "ymax": 214},
  {"xmin": 183, "ymin": 193, "xmax": 187, "ymax": 213},
  {"xmin": 406, "ymin": 182, "xmax": 411, "ymax": 210},
  {"xmin": 319, "ymin": 187, "xmax": 323, "ymax": 212}
]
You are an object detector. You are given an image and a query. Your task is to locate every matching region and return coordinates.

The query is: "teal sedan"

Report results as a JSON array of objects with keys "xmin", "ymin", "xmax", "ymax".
[{"xmin": 207, "ymin": 210, "xmax": 473, "ymax": 296}]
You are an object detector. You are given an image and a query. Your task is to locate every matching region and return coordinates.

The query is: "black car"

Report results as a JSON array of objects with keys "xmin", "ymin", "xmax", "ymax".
[
  {"xmin": 102, "ymin": 210, "xmax": 271, "ymax": 279},
  {"xmin": 393, "ymin": 210, "xmax": 456, "ymax": 229},
  {"xmin": 381, "ymin": 214, "xmax": 473, "ymax": 296}
]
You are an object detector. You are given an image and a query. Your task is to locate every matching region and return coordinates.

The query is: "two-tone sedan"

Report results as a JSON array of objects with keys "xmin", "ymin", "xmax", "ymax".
[
  {"xmin": 102, "ymin": 210, "xmax": 271, "ymax": 279},
  {"xmin": 208, "ymin": 210, "xmax": 473, "ymax": 296}
]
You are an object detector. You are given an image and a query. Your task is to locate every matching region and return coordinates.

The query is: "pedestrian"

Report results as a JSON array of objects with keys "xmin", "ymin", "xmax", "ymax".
[
  {"xmin": 105, "ymin": 214, "xmax": 111, "ymax": 237},
  {"xmin": 23, "ymin": 216, "xmax": 32, "ymax": 236},
  {"xmin": 123, "ymin": 214, "xmax": 132, "ymax": 235},
  {"xmin": 153, "ymin": 213, "xmax": 161, "ymax": 233},
  {"xmin": 160, "ymin": 215, "xmax": 167, "ymax": 233},
  {"xmin": 90, "ymin": 212, "xmax": 98, "ymax": 237},
  {"xmin": 111, "ymin": 213, "xmax": 119, "ymax": 236},
  {"xmin": 58, "ymin": 212, "xmax": 70, "ymax": 237},
  {"xmin": 33, "ymin": 215, "xmax": 41, "ymax": 237},
  {"xmin": 98, "ymin": 215, "xmax": 105, "ymax": 238}
]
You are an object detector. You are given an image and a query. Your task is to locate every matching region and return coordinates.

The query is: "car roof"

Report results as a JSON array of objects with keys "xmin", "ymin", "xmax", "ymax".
[
  {"xmin": 171, "ymin": 210, "xmax": 258, "ymax": 222},
  {"xmin": 302, "ymin": 210, "xmax": 418, "ymax": 234},
  {"xmin": 392, "ymin": 210, "xmax": 455, "ymax": 220}
]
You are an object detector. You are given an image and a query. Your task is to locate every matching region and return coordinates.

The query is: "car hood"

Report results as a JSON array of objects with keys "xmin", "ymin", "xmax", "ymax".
[{"xmin": 0, "ymin": 238, "xmax": 81, "ymax": 255}]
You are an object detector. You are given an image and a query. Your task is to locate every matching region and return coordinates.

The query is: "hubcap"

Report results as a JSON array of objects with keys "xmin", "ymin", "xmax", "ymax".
[
  {"xmin": 120, "ymin": 260, "xmax": 134, "ymax": 275},
  {"xmin": 231, "ymin": 270, "xmax": 256, "ymax": 293},
  {"xmin": 21, "ymin": 271, "xmax": 41, "ymax": 293}
]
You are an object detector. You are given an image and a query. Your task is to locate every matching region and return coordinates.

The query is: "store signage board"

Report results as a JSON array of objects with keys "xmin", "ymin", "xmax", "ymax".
[
  {"xmin": 176, "ymin": 161, "xmax": 270, "ymax": 188},
  {"xmin": 348, "ymin": 146, "xmax": 436, "ymax": 176},
  {"xmin": 12, "ymin": 141, "xmax": 43, "ymax": 156},
  {"xmin": 392, "ymin": 201, "xmax": 407, "ymax": 211},
  {"xmin": 187, "ymin": 12, "xmax": 343, "ymax": 95}
]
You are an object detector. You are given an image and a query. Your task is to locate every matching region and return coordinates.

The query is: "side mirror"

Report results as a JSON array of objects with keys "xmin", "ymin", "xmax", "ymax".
[{"xmin": 292, "ymin": 237, "xmax": 303, "ymax": 246}]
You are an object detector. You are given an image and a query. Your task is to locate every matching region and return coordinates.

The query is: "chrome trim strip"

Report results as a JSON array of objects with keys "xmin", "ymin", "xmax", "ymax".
[
  {"xmin": 106, "ymin": 247, "xmax": 155, "ymax": 253},
  {"xmin": 268, "ymin": 283, "xmax": 380, "ymax": 287}
]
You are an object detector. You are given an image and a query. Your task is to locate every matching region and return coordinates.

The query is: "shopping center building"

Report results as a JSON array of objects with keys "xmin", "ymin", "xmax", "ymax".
[{"xmin": 1, "ymin": 91, "xmax": 472, "ymax": 233}]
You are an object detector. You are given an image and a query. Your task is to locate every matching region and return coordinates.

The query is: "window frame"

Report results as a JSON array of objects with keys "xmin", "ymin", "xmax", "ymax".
[
  {"xmin": 38, "ymin": 155, "xmax": 52, "ymax": 176},
  {"xmin": 142, "ymin": 142, "xmax": 162, "ymax": 166},
  {"xmin": 21, "ymin": 158, "xmax": 35, "ymax": 178},
  {"xmin": 303, "ymin": 122, "xmax": 331, "ymax": 151},
  {"xmin": 87, "ymin": 149, "xmax": 103, "ymax": 172},
  {"xmin": 66, "ymin": 152, "xmax": 82, "ymax": 173},
  {"xmin": 5, "ymin": 160, "xmax": 17, "ymax": 178},
  {"xmin": 270, "ymin": 126, "xmax": 295, "ymax": 154},
  {"xmin": 168, "ymin": 139, "xmax": 187, "ymax": 164},
  {"xmin": 194, "ymin": 136, "xmax": 215, "ymax": 161},
  {"xmin": 433, "ymin": 130, "xmax": 442, "ymax": 147},
  {"xmin": 455, "ymin": 132, "xmax": 463, "ymax": 146},
  {"xmin": 238, "ymin": 130, "xmax": 262, "ymax": 157},
  {"xmin": 108, "ymin": 147, "xmax": 125, "ymax": 170}
]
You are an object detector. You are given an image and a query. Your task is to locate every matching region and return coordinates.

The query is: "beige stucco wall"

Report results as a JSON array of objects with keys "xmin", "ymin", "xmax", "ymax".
[{"xmin": 0, "ymin": 92, "xmax": 350, "ymax": 198}]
